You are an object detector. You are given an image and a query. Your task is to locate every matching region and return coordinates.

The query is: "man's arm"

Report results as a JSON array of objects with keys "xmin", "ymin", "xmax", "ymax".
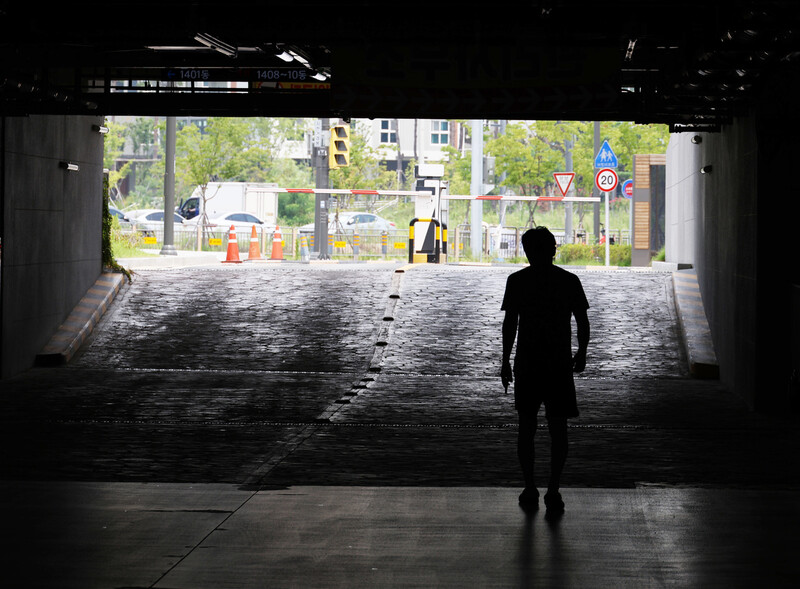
[
  {"xmin": 573, "ymin": 307, "xmax": 590, "ymax": 373},
  {"xmin": 501, "ymin": 311, "xmax": 518, "ymax": 389}
]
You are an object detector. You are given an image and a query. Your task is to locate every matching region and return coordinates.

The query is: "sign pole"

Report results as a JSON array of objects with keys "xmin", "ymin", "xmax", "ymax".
[
  {"xmin": 595, "ymin": 167, "xmax": 618, "ymax": 267},
  {"xmin": 160, "ymin": 116, "xmax": 177, "ymax": 256},
  {"xmin": 621, "ymin": 179, "xmax": 634, "ymax": 247},
  {"xmin": 605, "ymin": 189, "xmax": 610, "ymax": 266},
  {"xmin": 594, "ymin": 140, "xmax": 618, "ymax": 263},
  {"xmin": 470, "ymin": 120, "xmax": 484, "ymax": 259},
  {"xmin": 314, "ymin": 118, "xmax": 330, "ymax": 259}
]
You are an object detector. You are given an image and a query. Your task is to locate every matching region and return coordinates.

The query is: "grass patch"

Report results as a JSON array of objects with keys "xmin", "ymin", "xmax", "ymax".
[{"xmin": 110, "ymin": 221, "xmax": 156, "ymax": 258}]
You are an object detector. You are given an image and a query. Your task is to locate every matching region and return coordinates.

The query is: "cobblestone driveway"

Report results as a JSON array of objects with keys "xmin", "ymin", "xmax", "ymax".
[{"xmin": 3, "ymin": 263, "xmax": 797, "ymax": 489}]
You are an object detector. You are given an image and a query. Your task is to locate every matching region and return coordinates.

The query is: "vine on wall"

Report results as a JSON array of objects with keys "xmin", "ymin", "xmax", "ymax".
[{"xmin": 102, "ymin": 174, "xmax": 133, "ymax": 282}]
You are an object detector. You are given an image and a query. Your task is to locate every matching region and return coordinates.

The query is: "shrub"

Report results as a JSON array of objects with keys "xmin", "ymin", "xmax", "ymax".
[{"xmin": 555, "ymin": 243, "xmax": 631, "ymax": 266}]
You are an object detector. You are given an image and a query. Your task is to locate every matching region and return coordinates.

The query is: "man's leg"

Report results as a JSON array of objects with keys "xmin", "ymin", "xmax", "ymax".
[
  {"xmin": 517, "ymin": 412, "xmax": 537, "ymax": 491},
  {"xmin": 545, "ymin": 416, "xmax": 568, "ymax": 511}
]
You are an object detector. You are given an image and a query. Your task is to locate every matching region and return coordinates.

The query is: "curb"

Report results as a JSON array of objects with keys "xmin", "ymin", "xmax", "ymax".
[
  {"xmin": 36, "ymin": 272, "xmax": 126, "ymax": 366},
  {"xmin": 673, "ymin": 269, "xmax": 719, "ymax": 379}
]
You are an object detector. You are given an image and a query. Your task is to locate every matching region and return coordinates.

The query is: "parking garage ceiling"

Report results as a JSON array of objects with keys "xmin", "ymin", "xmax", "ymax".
[{"xmin": 2, "ymin": 1, "xmax": 798, "ymax": 129}]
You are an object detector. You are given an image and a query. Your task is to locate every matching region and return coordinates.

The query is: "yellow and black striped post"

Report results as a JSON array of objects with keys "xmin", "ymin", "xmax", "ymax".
[{"xmin": 408, "ymin": 218, "xmax": 441, "ymax": 263}]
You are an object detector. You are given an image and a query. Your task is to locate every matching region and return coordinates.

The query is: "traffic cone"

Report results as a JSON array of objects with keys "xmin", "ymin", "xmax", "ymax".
[
  {"xmin": 245, "ymin": 225, "xmax": 262, "ymax": 261},
  {"xmin": 222, "ymin": 225, "xmax": 242, "ymax": 263},
  {"xmin": 270, "ymin": 226, "xmax": 283, "ymax": 260}
]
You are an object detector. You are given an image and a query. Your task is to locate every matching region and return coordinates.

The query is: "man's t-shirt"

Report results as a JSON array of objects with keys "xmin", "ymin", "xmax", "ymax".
[{"xmin": 501, "ymin": 264, "xmax": 589, "ymax": 374}]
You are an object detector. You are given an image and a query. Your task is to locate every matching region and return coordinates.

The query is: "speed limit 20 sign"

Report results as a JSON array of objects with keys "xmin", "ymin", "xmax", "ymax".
[{"xmin": 595, "ymin": 168, "xmax": 619, "ymax": 193}]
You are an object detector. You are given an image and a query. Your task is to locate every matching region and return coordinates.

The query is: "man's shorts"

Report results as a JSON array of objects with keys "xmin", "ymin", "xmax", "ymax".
[{"xmin": 513, "ymin": 368, "xmax": 579, "ymax": 419}]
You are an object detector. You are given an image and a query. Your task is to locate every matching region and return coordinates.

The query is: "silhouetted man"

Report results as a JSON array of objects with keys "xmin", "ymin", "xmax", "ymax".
[{"xmin": 501, "ymin": 227, "xmax": 589, "ymax": 512}]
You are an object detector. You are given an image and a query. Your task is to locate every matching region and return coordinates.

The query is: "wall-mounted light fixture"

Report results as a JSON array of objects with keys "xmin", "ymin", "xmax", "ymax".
[
  {"xmin": 624, "ymin": 38, "xmax": 637, "ymax": 62},
  {"xmin": 59, "ymin": 161, "xmax": 80, "ymax": 172},
  {"xmin": 700, "ymin": 165, "xmax": 713, "ymax": 174},
  {"xmin": 193, "ymin": 33, "xmax": 237, "ymax": 57},
  {"xmin": 275, "ymin": 50, "xmax": 293, "ymax": 62},
  {"xmin": 691, "ymin": 135, "xmax": 703, "ymax": 144},
  {"xmin": 92, "ymin": 124, "xmax": 109, "ymax": 134}
]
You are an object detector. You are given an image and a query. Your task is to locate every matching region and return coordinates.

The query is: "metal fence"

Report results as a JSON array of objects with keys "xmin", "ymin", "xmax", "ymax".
[
  {"xmin": 131, "ymin": 224, "xmax": 631, "ymax": 261},
  {"xmin": 134, "ymin": 227, "xmax": 414, "ymax": 260}
]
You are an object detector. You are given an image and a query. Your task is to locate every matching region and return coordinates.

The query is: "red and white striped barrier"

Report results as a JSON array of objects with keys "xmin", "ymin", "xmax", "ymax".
[{"xmin": 267, "ymin": 187, "xmax": 600, "ymax": 203}]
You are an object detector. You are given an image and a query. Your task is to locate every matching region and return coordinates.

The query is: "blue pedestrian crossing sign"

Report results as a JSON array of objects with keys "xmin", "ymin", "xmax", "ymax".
[{"xmin": 594, "ymin": 140, "xmax": 618, "ymax": 168}]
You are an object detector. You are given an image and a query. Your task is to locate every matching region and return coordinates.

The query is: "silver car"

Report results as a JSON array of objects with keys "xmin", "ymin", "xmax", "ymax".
[
  {"xmin": 129, "ymin": 209, "xmax": 186, "ymax": 236},
  {"xmin": 300, "ymin": 211, "xmax": 397, "ymax": 234}
]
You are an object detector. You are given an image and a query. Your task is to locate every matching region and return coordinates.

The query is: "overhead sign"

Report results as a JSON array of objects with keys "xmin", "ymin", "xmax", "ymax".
[
  {"xmin": 164, "ymin": 67, "xmax": 315, "ymax": 83},
  {"xmin": 553, "ymin": 172, "xmax": 575, "ymax": 196},
  {"xmin": 595, "ymin": 168, "xmax": 619, "ymax": 193},
  {"xmin": 622, "ymin": 179, "xmax": 633, "ymax": 198},
  {"xmin": 594, "ymin": 140, "xmax": 618, "ymax": 168}
]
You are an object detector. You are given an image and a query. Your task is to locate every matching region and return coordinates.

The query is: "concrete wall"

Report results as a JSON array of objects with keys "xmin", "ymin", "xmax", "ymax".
[
  {"xmin": 1, "ymin": 114, "xmax": 105, "ymax": 378},
  {"xmin": 696, "ymin": 119, "xmax": 759, "ymax": 409},
  {"xmin": 665, "ymin": 134, "xmax": 700, "ymax": 267},
  {"xmin": 666, "ymin": 112, "xmax": 800, "ymax": 412}
]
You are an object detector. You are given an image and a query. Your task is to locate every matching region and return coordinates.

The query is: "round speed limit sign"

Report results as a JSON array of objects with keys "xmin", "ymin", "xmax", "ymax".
[{"xmin": 595, "ymin": 168, "xmax": 619, "ymax": 193}]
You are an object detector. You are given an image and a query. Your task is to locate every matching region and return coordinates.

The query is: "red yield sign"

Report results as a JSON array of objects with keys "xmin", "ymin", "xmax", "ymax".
[{"xmin": 553, "ymin": 172, "xmax": 575, "ymax": 197}]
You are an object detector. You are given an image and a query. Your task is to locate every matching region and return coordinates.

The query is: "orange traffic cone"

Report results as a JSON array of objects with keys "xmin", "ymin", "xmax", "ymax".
[
  {"xmin": 270, "ymin": 226, "xmax": 283, "ymax": 260},
  {"xmin": 245, "ymin": 225, "xmax": 262, "ymax": 261},
  {"xmin": 222, "ymin": 225, "xmax": 242, "ymax": 263}
]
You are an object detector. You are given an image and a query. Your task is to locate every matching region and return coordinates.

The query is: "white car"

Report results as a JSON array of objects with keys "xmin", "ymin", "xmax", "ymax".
[
  {"xmin": 300, "ymin": 212, "xmax": 397, "ymax": 234},
  {"xmin": 128, "ymin": 209, "xmax": 186, "ymax": 234},
  {"xmin": 185, "ymin": 211, "xmax": 274, "ymax": 235}
]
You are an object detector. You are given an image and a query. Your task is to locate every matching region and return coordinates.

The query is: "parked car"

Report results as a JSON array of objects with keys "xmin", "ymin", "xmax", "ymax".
[
  {"xmin": 128, "ymin": 209, "xmax": 186, "ymax": 235},
  {"xmin": 299, "ymin": 212, "xmax": 397, "ymax": 234},
  {"xmin": 108, "ymin": 206, "xmax": 132, "ymax": 228},
  {"xmin": 184, "ymin": 211, "xmax": 274, "ymax": 235}
]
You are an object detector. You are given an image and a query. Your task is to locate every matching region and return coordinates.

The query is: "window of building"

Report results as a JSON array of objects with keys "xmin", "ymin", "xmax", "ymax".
[
  {"xmin": 431, "ymin": 120, "xmax": 449, "ymax": 145},
  {"xmin": 380, "ymin": 120, "xmax": 397, "ymax": 143}
]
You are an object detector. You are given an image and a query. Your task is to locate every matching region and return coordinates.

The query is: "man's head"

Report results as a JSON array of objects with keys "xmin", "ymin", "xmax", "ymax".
[{"xmin": 522, "ymin": 227, "xmax": 556, "ymax": 265}]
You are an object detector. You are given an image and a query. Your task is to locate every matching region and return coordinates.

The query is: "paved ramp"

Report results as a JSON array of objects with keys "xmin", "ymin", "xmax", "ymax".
[{"xmin": 2, "ymin": 263, "xmax": 799, "ymax": 587}]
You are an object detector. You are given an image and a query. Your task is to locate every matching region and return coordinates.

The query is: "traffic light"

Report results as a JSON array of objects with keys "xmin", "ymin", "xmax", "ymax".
[{"xmin": 329, "ymin": 124, "xmax": 350, "ymax": 169}]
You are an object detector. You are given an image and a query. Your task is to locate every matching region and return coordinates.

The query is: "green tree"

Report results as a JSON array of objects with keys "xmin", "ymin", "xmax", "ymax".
[
  {"xmin": 127, "ymin": 117, "xmax": 158, "ymax": 157},
  {"xmin": 176, "ymin": 117, "xmax": 250, "ymax": 248},
  {"xmin": 237, "ymin": 118, "xmax": 313, "ymax": 186},
  {"xmin": 486, "ymin": 120, "xmax": 583, "ymax": 227},
  {"xmin": 485, "ymin": 120, "xmax": 669, "ymax": 230},
  {"xmin": 602, "ymin": 121, "xmax": 669, "ymax": 174},
  {"xmin": 329, "ymin": 121, "xmax": 396, "ymax": 212},
  {"xmin": 439, "ymin": 143, "xmax": 472, "ymax": 225},
  {"xmin": 102, "ymin": 120, "xmax": 132, "ymax": 204}
]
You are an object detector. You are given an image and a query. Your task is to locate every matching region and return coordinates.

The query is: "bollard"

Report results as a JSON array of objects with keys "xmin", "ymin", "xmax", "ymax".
[
  {"xmin": 408, "ymin": 218, "xmax": 441, "ymax": 263},
  {"xmin": 300, "ymin": 234, "xmax": 310, "ymax": 262},
  {"xmin": 381, "ymin": 231, "xmax": 388, "ymax": 259},
  {"xmin": 353, "ymin": 231, "xmax": 360, "ymax": 260}
]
